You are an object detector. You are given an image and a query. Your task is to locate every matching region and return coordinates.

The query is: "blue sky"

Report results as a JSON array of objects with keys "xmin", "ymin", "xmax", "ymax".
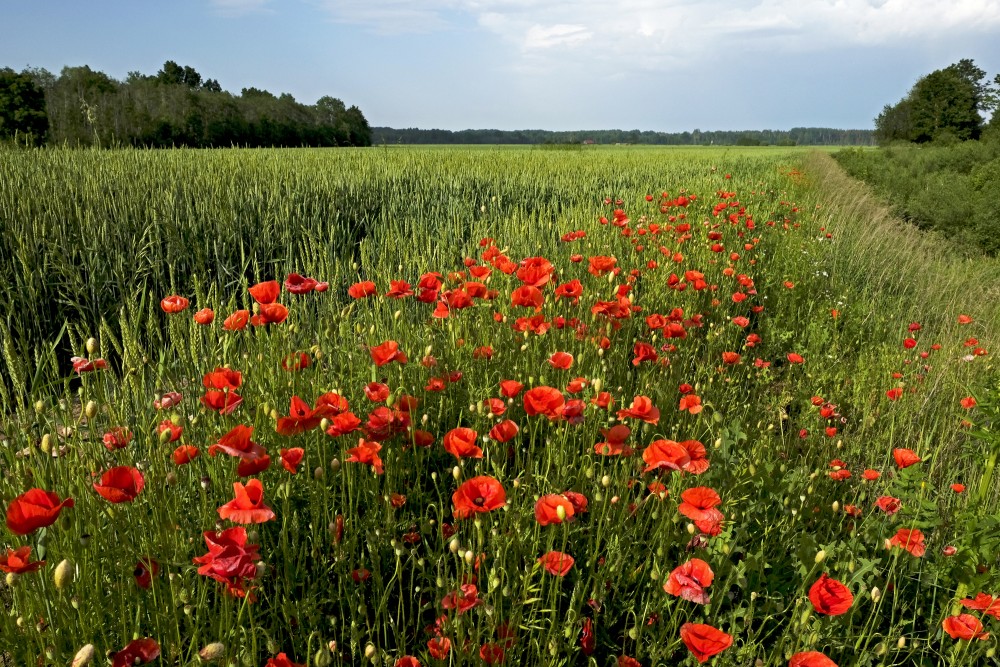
[{"xmin": 2, "ymin": 0, "xmax": 999, "ymax": 131}]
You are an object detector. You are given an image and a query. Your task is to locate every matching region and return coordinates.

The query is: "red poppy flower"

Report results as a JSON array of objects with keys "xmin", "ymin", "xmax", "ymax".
[
  {"xmin": 643, "ymin": 439, "xmax": 691, "ymax": 473},
  {"xmin": 133, "ymin": 557, "xmax": 159, "ymax": 589},
  {"xmin": 808, "ymin": 574, "xmax": 853, "ymax": 615},
  {"xmin": 251, "ymin": 302, "xmax": 288, "ymax": 325},
  {"xmin": 959, "ymin": 593, "xmax": 1000, "ymax": 618},
  {"xmin": 371, "ymin": 340, "xmax": 407, "ymax": 366},
  {"xmin": 523, "ymin": 386, "xmax": 566, "ymax": 419},
  {"xmin": 267, "ymin": 654, "xmax": 306, "ymax": 667},
  {"xmin": 942, "ymin": 614, "xmax": 990, "ymax": 640},
  {"xmin": 511, "ymin": 285, "xmax": 544, "ymax": 310},
  {"xmin": 346, "ymin": 439, "xmax": 384, "ymax": 475},
  {"xmin": 363, "ymin": 382, "xmax": 390, "ymax": 403},
  {"xmin": 348, "ymin": 280, "xmax": 377, "ymax": 299},
  {"xmin": 395, "ymin": 657, "xmax": 421, "ymax": 667},
  {"xmin": 580, "ymin": 617, "xmax": 595, "ymax": 655},
  {"xmin": 160, "ymin": 295, "xmax": 189, "ymax": 313},
  {"xmin": 201, "ymin": 390, "xmax": 243, "ymax": 415},
  {"xmin": 885, "ymin": 387, "xmax": 903, "ymax": 401},
  {"xmin": 721, "ymin": 351, "xmax": 741, "ymax": 365},
  {"xmin": 893, "ymin": 448, "xmax": 921, "ymax": 469},
  {"xmin": 678, "ymin": 394, "xmax": 703, "ymax": 415},
  {"xmin": 489, "ymin": 419, "xmax": 519, "ymax": 443},
  {"xmin": 0, "ymin": 546, "xmax": 45, "ymax": 574},
  {"xmin": 218, "ymin": 479, "xmax": 275, "ymax": 524},
  {"xmin": 158, "ymin": 421, "xmax": 181, "ymax": 440},
  {"xmin": 500, "ymin": 379, "xmax": 524, "ymax": 398},
  {"xmin": 442, "ymin": 583, "xmax": 483, "ymax": 614},
  {"xmin": 617, "ymin": 657, "xmax": 640, "ymax": 667},
  {"xmin": 71, "ymin": 356, "xmax": 107, "ymax": 373},
  {"xmin": 875, "ymin": 496, "xmax": 901, "ymax": 515},
  {"xmin": 548, "ymin": 351, "xmax": 573, "ymax": 370},
  {"xmin": 172, "ymin": 444, "xmax": 199, "ymax": 465},
  {"xmin": 887, "ymin": 528, "xmax": 925, "ymax": 557},
  {"xmin": 208, "ymin": 425, "xmax": 266, "ymax": 460},
  {"xmin": 102, "ymin": 427, "xmax": 133, "ymax": 451},
  {"xmin": 237, "ymin": 452, "xmax": 270, "ymax": 476},
  {"xmin": 427, "ymin": 637, "xmax": 451, "ymax": 659},
  {"xmin": 193, "ymin": 526, "xmax": 260, "ymax": 599},
  {"xmin": 588, "ymin": 255, "xmax": 617, "ymax": 276},
  {"xmin": 478, "ymin": 643, "xmax": 504, "ymax": 664},
  {"xmin": 277, "ymin": 395, "xmax": 336, "ymax": 436},
  {"xmin": 535, "ymin": 494, "xmax": 574, "ymax": 525},
  {"xmin": 223, "ymin": 309, "xmax": 250, "ymax": 331},
  {"xmin": 191, "ymin": 307, "xmax": 214, "ymax": 325},
  {"xmin": 554, "ymin": 279, "xmax": 583, "ymax": 303},
  {"xmin": 617, "ymin": 395, "xmax": 660, "ymax": 424},
  {"xmin": 280, "ymin": 448, "xmax": 304, "ymax": 474},
  {"xmin": 452, "ymin": 476, "xmax": 506, "ymax": 519},
  {"xmin": 678, "ymin": 487, "xmax": 724, "ymax": 536},
  {"xmin": 112, "ymin": 638, "xmax": 160, "ymax": 667},
  {"xmin": 248, "ymin": 280, "xmax": 280, "ymax": 305},
  {"xmin": 789, "ymin": 652, "xmax": 838, "ymax": 667},
  {"xmin": 93, "ymin": 466, "xmax": 145, "ymax": 503},
  {"xmin": 443, "ymin": 427, "xmax": 482, "ymax": 460},
  {"xmin": 787, "ymin": 352, "xmax": 804, "ymax": 364},
  {"xmin": 863, "ymin": 469, "xmax": 880, "ymax": 480},
  {"xmin": 539, "ymin": 551, "xmax": 575, "ymax": 576},
  {"xmin": 663, "ymin": 558, "xmax": 714, "ymax": 604},
  {"xmin": 285, "ymin": 273, "xmax": 318, "ymax": 294},
  {"xmin": 679, "ymin": 623, "xmax": 732, "ymax": 663},
  {"xmin": 203, "ymin": 367, "xmax": 242, "ymax": 390}
]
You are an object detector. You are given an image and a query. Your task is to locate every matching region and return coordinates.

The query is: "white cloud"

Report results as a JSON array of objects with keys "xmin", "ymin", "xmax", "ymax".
[{"xmin": 318, "ymin": 0, "xmax": 1000, "ymax": 52}]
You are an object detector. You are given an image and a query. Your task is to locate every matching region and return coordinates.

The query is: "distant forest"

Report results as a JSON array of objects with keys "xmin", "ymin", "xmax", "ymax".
[
  {"xmin": 0, "ymin": 61, "xmax": 372, "ymax": 147},
  {"xmin": 372, "ymin": 126, "xmax": 875, "ymax": 146}
]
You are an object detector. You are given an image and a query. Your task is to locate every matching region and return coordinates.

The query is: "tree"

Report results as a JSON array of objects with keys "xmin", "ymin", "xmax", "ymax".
[{"xmin": 0, "ymin": 68, "xmax": 48, "ymax": 142}]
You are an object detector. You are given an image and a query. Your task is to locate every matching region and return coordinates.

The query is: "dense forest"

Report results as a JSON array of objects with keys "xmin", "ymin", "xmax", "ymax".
[
  {"xmin": 372, "ymin": 126, "xmax": 874, "ymax": 146},
  {"xmin": 0, "ymin": 61, "xmax": 372, "ymax": 147}
]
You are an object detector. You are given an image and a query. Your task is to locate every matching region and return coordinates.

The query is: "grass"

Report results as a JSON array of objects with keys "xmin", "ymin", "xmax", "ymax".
[{"xmin": 0, "ymin": 146, "xmax": 998, "ymax": 666}]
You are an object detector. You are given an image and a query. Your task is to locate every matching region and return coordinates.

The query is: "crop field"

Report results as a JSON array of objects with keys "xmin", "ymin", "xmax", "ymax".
[{"xmin": 0, "ymin": 146, "xmax": 998, "ymax": 666}]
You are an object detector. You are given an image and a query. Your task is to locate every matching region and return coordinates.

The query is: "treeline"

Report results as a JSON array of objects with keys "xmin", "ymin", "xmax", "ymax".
[
  {"xmin": 874, "ymin": 59, "xmax": 999, "ymax": 144},
  {"xmin": 0, "ymin": 61, "xmax": 372, "ymax": 147},
  {"xmin": 837, "ymin": 58, "xmax": 1000, "ymax": 255},
  {"xmin": 372, "ymin": 126, "xmax": 874, "ymax": 146}
]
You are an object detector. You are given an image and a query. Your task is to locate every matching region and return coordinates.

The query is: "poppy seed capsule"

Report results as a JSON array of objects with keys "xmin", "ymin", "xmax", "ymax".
[
  {"xmin": 70, "ymin": 644, "xmax": 95, "ymax": 667},
  {"xmin": 54, "ymin": 559, "xmax": 73, "ymax": 590},
  {"xmin": 198, "ymin": 643, "xmax": 226, "ymax": 662}
]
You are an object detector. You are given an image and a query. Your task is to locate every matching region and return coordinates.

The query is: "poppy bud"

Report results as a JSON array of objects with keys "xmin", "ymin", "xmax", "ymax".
[
  {"xmin": 449, "ymin": 538, "xmax": 460, "ymax": 553},
  {"xmin": 86, "ymin": 337, "xmax": 99, "ymax": 355},
  {"xmin": 84, "ymin": 400, "xmax": 97, "ymax": 420},
  {"xmin": 54, "ymin": 559, "xmax": 74, "ymax": 590},
  {"xmin": 41, "ymin": 433, "xmax": 52, "ymax": 454},
  {"xmin": 266, "ymin": 637, "xmax": 281, "ymax": 655},
  {"xmin": 556, "ymin": 505, "xmax": 567, "ymax": 521},
  {"xmin": 897, "ymin": 636, "xmax": 906, "ymax": 649},
  {"xmin": 198, "ymin": 643, "xmax": 226, "ymax": 662},
  {"xmin": 814, "ymin": 550, "xmax": 826, "ymax": 564},
  {"xmin": 452, "ymin": 466, "xmax": 461, "ymax": 480},
  {"xmin": 5, "ymin": 572, "xmax": 18, "ymax": 586},
  {"xmin": 314, "ymin": 466, "xmax": 324, "ymax": 480},
  {"xmin": 71, "ymin": 596, "xmax": 80, "ymax": 608},
  {"xmin": 687, "ymin": 523, "xmax": 696, "ymax": 534},
  {"xmin": 601, "ymin": 475, "xmax": 611, "ymax": 488},
  {"xmin": 71, "ymin": 644, "xmax": 95, "ymax": 667},
  {"xmin": 34, "ymin": 400, "xmax": 45, "ymax": 414},
  {"xmin": 464, "ymin": 550, "xmax": 474, "ymax": 564},
  {"xmin": 330, "ymin": 458, "xmax": 340, "ymax": 472},
  {"xmin": 159, "ymin": 428, "xmax": 171, "ymax": 444},
  {"xmin": 364, "ymin": 644, "xmax": 376, "ymax": 659},
  {"xmin": 871, "ymin": 587, "xmax": 881, "ymax": 602},
  {"xmin": 314, "ymin": 647, "xmax": 333, "ymax": 667}
]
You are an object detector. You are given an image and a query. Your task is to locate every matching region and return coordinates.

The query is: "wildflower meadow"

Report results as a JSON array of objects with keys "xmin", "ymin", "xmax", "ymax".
[{"xmin": 0, "ymin": 146, "xmax": 998, "ymax": 666}]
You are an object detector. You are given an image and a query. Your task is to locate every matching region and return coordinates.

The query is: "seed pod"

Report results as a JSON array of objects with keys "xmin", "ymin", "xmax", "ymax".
[
  {"xmin": 84, "ymin": 401, "xmax": 97, "ymax": 420},
  {"xmin": 71, "ymin": 644, "xmax": 95, "ymax": 667},
  {"xmin": 54, "ymin": 559, "xmax": 74, "ymax": 590},
  {"xmin": 198, "ymin": 643, "xmax": 226, "ymax": 662}
]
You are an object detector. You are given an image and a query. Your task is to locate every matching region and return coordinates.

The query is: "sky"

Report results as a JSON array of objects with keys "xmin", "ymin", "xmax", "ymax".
[{"xmin": 2, "ymin": 0, "xmax": 999, "ymax": 132}]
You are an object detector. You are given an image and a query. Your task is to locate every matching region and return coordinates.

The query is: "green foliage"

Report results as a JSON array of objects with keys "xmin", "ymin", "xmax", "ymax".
[
  {"xmin": 875, "ymin": 59, "xmax": 997, "ymax": 145},
  {"xmin": 0, "ymin": 67, "xmax": 48, "ymax": 143},
  {"xmin": 834, "ymin": 141, "xmax": 1000, "ymax": 254},
  {"xmin": 0, "ymin": 60, "xmax": 371, "ymax": 148}
]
